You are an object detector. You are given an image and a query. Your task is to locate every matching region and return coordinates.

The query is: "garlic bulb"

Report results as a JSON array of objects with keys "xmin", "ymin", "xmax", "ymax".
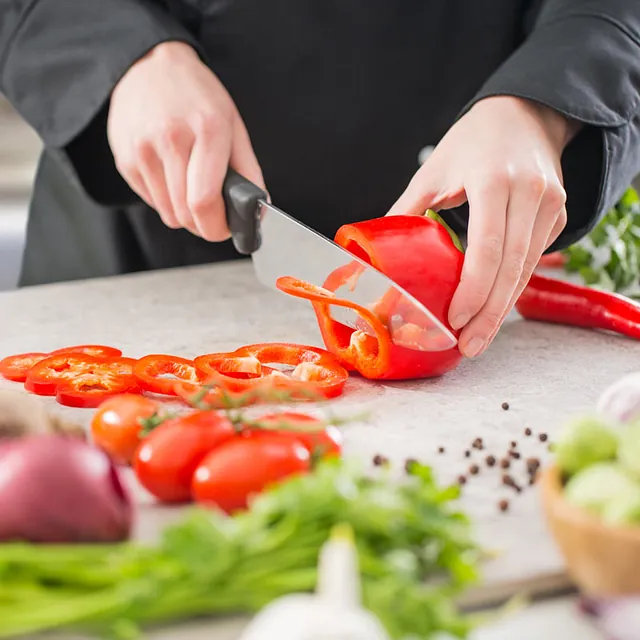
[
  {"xmin": 239, "ymin": 524, "xmax": 390, "ymax": 640},
  {"xmin": 596, "ymin": 373, "xmax": 640, "ymax": 424}
]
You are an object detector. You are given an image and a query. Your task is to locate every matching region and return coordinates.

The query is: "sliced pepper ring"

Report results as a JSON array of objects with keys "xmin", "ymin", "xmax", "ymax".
[
  {"xmin": 0, "ymin": 352, "xmax": 48, "ymax": 382},
  {"xmin": 132, "ymin": 355, "xmax": 201, "ymax": 396},
  {"xmin": 56, "ymin": 372, "xmax": 139, "ymax": 408},
  {"xmin": 276, "ymin": 277, "xmax": 391, "ymax": 379},
  {"xmin": 196, "ymin": 342, "xmax": 349, "ymax": 400},
  {"xmin": 50, "ymin": 344, "xmax": 123, "ymax": 358},
  {"xmin": 24, "ymin": 354, "xmax": 102, "ymax": 396}
]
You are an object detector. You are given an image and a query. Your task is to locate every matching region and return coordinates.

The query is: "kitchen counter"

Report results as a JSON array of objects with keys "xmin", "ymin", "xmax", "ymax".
[{"xmin": 0, "ymin": 260, "xmax": 630, "ymax": 639}]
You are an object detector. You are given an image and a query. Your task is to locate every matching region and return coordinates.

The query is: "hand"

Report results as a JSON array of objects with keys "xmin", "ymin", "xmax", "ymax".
[
  {"xmin": 388, "ymin": 96, "xmax": 579, "ymax": 357},
  {"xmin": 107, "ymin": 42, "xmax": 264, "ymax": 240}
]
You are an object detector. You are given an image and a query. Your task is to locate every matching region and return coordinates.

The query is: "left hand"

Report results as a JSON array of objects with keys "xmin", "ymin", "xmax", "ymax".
[{"xmin": 388, "ymin": 96, "xmax": 579, "ymax": 358}]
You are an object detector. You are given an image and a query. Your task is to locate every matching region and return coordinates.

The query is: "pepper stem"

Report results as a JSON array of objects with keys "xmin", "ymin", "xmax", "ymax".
[{"xmin": 425, "ymin": 209, "xmax": 464, "ymax": 253}]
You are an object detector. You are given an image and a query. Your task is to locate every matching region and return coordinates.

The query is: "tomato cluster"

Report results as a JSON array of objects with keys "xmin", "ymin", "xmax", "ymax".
[{"xmin": 91, "ymin": 396, "xmax": 341, "ymax": 514}]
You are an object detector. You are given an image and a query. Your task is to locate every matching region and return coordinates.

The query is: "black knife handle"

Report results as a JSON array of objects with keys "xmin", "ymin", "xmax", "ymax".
[{"xmin": 223, "ymin": 169, "xmax": 268, "ymax": 255}]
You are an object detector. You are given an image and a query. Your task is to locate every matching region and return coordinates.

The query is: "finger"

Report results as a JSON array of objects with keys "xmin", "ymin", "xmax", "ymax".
[
  {"xmin": 136, "ymin": 141, "xmax": 181, "ymax": 230},
  {"xmin": 458, "ymin": 172, "xmax": 547, "ymax": 357},
  {"xmin": 158, "ymin": 125, "xmax": 196, "ymax": 231},
  {"xmin": 447, "ymin": 174, "xmax": 510, "ymax": 331},
  {"xmin": 386, "ymin": 162, "xmax": 465, "ymax": 216},
  {"xmin": 485, "ymin": 204, "xmax": 566, "ymax": 348},
  {"xmin": 186, "ymin": 113, "xmax": 233, "ymax": 242},
  {"xmin": 125, "ymin": 168, "xmax": 154, "ymax": 208},
  {"xmin": 230, "ymin": 114, "xmax": 265, "ymax": 189}
]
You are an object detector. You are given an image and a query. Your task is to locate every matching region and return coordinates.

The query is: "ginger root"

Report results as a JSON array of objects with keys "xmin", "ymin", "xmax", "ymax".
[{"xmin": 0, "ymin": 389, "xmax": 85, "ymax": 440}]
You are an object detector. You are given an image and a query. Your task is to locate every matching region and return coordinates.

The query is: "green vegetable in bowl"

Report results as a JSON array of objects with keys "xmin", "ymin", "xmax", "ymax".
[
  {"xmin": 564, "ymin": 462, "xmax": 639, "ymax": 516},
  {"xmin": 555, "ymin": 415, "xmax": 618, "ymax": 476},
  {"xmin": 602, "ymin": 492, "xmax": 640, "ymax": 526},
  {"xmin": 618, "ymin": 422, "xmax": 640, "ymax": 480}
]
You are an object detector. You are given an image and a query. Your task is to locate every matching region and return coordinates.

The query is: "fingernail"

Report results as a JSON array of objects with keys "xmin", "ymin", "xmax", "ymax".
[
  {"xmin": 463, "ymin": 337, "xmax": 485, "ymax": 358},
  {"xmin": 450, "ymin": 313, "xmax": 470, "ymax": 330}
]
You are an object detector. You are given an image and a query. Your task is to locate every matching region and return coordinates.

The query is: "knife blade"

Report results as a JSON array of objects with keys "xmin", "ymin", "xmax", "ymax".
[{"xmin": 222, "ymin": 170, "xmax": 457, "ymax": 352}]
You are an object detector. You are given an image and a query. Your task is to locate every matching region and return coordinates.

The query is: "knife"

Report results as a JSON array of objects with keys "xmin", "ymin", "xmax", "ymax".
[{"xmin": 222, "ymin": 169, "xmax": 457, "ymax": 352}]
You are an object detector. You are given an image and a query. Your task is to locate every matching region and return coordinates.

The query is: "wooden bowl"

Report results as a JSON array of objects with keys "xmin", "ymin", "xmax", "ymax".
[{"xmin": 540, "ymin": 464, "xmax": 640, "ymax": 596}]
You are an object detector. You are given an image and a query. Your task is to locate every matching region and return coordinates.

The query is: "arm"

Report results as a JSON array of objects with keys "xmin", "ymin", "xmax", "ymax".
[
  {"xmin": 0, "ymin": 0, "xmax": 204, "ymax": 205},
  {"xmin": 462, "ymin": 0, "xmax": 640, "ymax": 250}
]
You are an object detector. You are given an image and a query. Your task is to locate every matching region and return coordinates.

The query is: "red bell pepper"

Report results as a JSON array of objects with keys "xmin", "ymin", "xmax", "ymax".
[
  {"xmin": 133, "ymin": 355, "xmax": 201, "ymax": 396},
  {"xmin": 50, "ymin": 345, "xmax": 123, "ymax": 358},
  {"xmin": 0, "ymin": 353, "xmax": 48, "ymax": 382},
  {"xmin": 56, "ymin": 372, "xmax": 139, "ymax": 408},
  {"xmin": 516, "ymin": 273, "xmax": 640, "ymax": 340},
  {"xmin": 277, "ymin": 214, "xmax": 464, "ymax": 380},
  {"xmin": 24, "ymin": 354, "xmax": 102, "ymax": 396},
  {"xmin": 194, "ymin": 342, "xmax": 349, "ymax": 400}
]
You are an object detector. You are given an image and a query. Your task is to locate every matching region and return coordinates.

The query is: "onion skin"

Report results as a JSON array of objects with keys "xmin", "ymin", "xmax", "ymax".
[
  {"xmin": 596, "ymin": 373, "xmax": 640, "ymax": 424},
  {"xmin": 580, "ymin": 596, "xmax": 640, "ymax": 640},
  {"xmin": 0, "ymin": 435, "xmax": 132, "ymax": 543}
]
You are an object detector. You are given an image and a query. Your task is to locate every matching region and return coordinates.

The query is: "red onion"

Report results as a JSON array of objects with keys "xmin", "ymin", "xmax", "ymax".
[
  {"xmin": 0, "ymin": 435, "xmax": 132, "ymax": 543},
  {"xmin": 580, "ymin": 596, "xmax": 640, "ymax": 640}
]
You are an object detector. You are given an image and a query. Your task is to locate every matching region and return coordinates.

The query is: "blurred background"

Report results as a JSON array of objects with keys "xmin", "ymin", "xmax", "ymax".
[{"xmin": 0, "ymin": 95, "xmax": 41, "ymax": 291}]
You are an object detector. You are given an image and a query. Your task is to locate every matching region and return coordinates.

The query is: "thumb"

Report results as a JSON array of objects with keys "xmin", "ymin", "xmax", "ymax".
[{"xmin": 387, "ymin": 159, "xmax": 464, "ymax": 216}]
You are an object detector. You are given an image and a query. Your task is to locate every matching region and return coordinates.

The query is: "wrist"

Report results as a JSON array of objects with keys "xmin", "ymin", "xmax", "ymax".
[{"xmin": 529, "ymin": 100, "xmax": 582, "ymax": 150}]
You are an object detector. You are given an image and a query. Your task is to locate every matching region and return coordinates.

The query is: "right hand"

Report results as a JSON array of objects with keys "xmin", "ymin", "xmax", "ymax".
[{"xmin": 107, "ymin": 41, "xmax": 264, "ymax": 240}]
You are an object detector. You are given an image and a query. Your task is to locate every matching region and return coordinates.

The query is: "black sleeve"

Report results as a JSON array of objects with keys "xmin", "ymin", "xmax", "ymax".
[
  {"xmin": 0, "ymin": 0, "xmax": 205, "ymax": 206},
  {"xmin": 460, "ymin": 0, "xmax": 640, "ymax": 251}
]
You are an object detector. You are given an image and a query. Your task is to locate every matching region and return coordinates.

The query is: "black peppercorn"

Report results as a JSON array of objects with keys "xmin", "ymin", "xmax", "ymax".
[
  {"xmin": 438, "ymin": 446, "xmax": 445, "ymax": 454},
  {"xmin": 486, "ymin": 455, "xmax": 496, "ymax": 467},
  {"xmin": 524, "ymin": 428, "xmax": 532, "ymax": 436},
  {"xmin": 509, "ymin": 450, "xmax": 521, "ymax": 460},
  {"xmin": 373, "ymin": 454, "xmax": 388, "ymax": 467},
  {"xmin": 458, "ymin": 475, "xmax": 467, "ymax": 485},
  {"xmin": 404, "ymin": 458, "xmax": 419, "ymax": 473},
  {"xmin": 500, "ymin": 458, "xmax": 511, "ymax": 469},
  {"xmin": 499, "ymin": 499, "xmax": 509, "ymax": 512},
  {"xmin": 469, "ymin": 464, "xmax": 480, "ymax": 475},
  {"xmin": 501, "ymin": 402, "xmax": 510, "ymax": 411},
  {"xmin": 464, "ymin": 450, "xmax": 471, "ymax": 458},
  {"xmin": 539, "ymin": 433, "xmax": 548, "ymax": 443}
]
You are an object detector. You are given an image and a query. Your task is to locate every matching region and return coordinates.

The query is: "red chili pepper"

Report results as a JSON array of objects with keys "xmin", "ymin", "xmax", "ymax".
[
  {"xmin": 50, "ymin": 345, "xmax": 123, "ymax": 358},
  {"xmin": 195, "ymin": 343, "xmax": 349, "ymax": 400},
  {"xmin": 132, "ymin": 355, "xmax": 201, "ymax": 396},
  {"xmin": 56, "ymin": 372, "xmax": 139, "ymax": 408},
  {"xmin": 536, "ymin": 252, "xmax": 566, "ymax": 269},
  {"xmin": 0, "ymin": 353, "xmax": 48, "ymax": 382},
  {"xmin": 277, "ymin": 214, "xmax": 464, "ymax": 380},
  {"xmin": 516, "ymin": 273, "xmax": 640, "ymax": 340}
]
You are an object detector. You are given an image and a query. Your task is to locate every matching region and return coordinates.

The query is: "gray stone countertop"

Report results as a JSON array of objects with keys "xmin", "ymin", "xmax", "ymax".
[{"xmin": 0, "ymin": 260, "xmax": 625, "ymax": 639}]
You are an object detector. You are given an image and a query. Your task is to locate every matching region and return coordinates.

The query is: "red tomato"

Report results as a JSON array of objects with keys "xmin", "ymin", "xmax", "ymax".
[
  {"xmin": 91, "ymin": 395, "xmax": 162, "ymax": 465},
  {"xmin": 253, "ymin": 412, "xmax": 343, "ymax": 459},
  {"xmin": 133, "ymin": 410, "xmax": 236, "ymax": 503},
  {"xmin": 192, "ymin": 432, "xmax": 311, "ymax": 513}
]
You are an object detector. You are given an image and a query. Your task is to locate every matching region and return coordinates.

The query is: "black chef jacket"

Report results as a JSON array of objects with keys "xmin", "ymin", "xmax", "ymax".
[{"xmin": 1, "ymin": 0, "xmax": 640, "ymax": 286}]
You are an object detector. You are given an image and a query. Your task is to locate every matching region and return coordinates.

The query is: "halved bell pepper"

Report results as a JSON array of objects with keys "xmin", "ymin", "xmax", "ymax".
[{"xmin": 277, "ymin": 214, "xmax": 464, "ymax": 380}]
